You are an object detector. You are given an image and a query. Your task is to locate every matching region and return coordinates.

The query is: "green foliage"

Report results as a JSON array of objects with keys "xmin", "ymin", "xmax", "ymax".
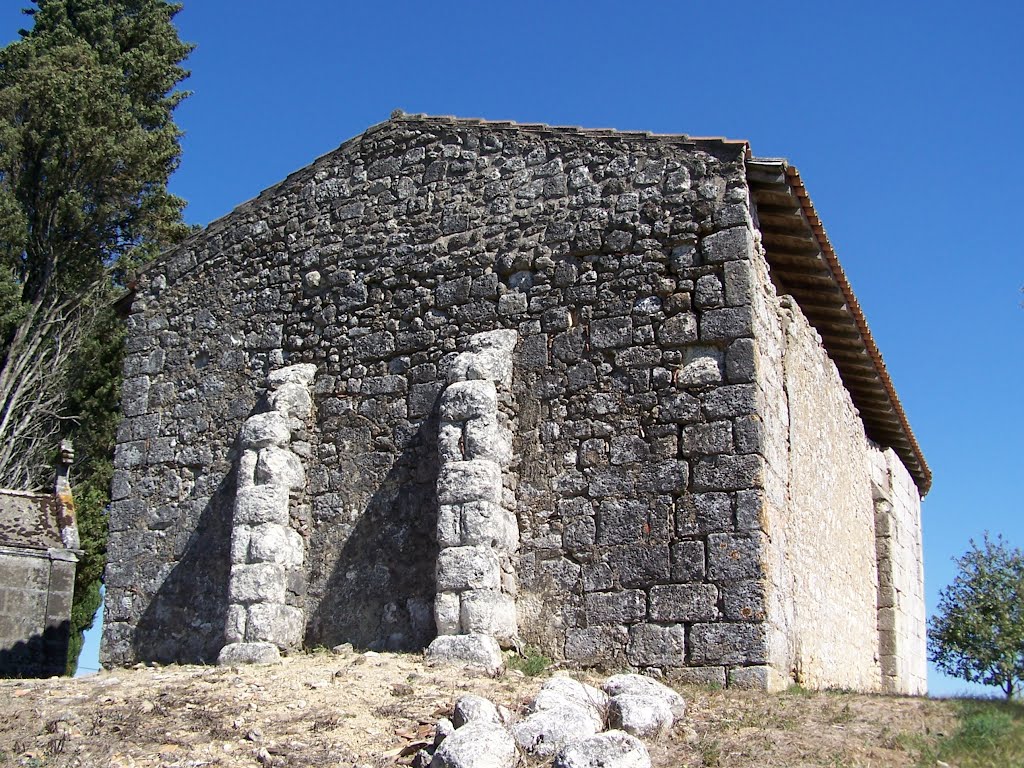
[
  {"xmin": 0, "ymin": 0, "xmax": 192, "ymax": 672},
  {"xmin": 928, "ymin": 534, "xmax": 1024, "ymax": 700},
  {"xmin": 908, "ymin": 699, "xmax": 1024, "ymax": 768},
  {"xmin": 506, "ymin": 646, "xmax": 552, "ymax": 677}
]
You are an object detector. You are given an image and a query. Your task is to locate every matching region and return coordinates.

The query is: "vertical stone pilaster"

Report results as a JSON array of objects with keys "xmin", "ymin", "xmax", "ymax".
[
  {"xmin": 427, "ymin": 330, "xmax": 519, "ymax": 668},
  {"xmin": 218, "ymin": 363, "xmax": 317, "ymax": 665}
]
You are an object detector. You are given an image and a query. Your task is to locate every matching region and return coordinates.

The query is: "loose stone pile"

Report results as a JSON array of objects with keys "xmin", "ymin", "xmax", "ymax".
[
  {"xmin": 419, "ymin": 673, "xmax": 685, "ymax": 768},
  {"xmin": 218, "ymin": 364, "xmax": 317, "ymax": 666}
]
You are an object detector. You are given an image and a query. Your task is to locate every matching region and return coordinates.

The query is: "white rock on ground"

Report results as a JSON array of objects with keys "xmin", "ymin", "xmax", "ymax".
[
  {"xmin": 601, "ymin": 673, "xmax": 687, "ymax": 719},
  {"xmin": 553, "ymin": 730, "xmax": 651, "ymax": 768},
  {"xmin": 607, "ymin": 694, "xmax": 673, "ymax": 739},
  {"xmin": 533, "ymin": 675, "xmax": 608, "ymax": 729},
  {"xmin": 429, "ymin": 721, "xmax": 517, "ymax": 768},
  {"xmin": 216, "ymin": 641, "xmax": 280, "ymax": 666},
  {"xmin": 511, "ymin": 704, "xmax": 601, "ymax": 758},
  {"xmin": 452, "ymin": 695, "xmax": 502, "ymax": 728}
]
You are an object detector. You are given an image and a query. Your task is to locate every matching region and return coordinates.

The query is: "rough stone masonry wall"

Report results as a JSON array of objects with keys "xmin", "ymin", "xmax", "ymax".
[
  {"xmin": 750, "ymin": 244, "xmax": 882, "ymax": 691},
  {"xmin": 103, "ymin": 116, "xmax": 774, "ymax": 679},
  {"xmin": 871, "ymin": 446, "xmax": 927, "ymax": 694},
  {"xmin": 0, "ymin": 548, "xmax": 76, "ymax": 677}
]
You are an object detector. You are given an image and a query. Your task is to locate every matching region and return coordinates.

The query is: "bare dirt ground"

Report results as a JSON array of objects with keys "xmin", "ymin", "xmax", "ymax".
[{"xmin": 0, "ymin": 649, "xmax": 957, "ymax": 768}]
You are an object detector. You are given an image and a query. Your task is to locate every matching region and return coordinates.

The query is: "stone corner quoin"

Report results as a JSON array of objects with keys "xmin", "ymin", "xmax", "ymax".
[{"xmin": 100, "ymin": 115, "xmax": 928, "ymax": 694}]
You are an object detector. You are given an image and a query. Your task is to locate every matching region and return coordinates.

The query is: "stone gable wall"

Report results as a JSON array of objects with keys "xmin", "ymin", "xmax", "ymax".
[{"xmin": 102, "ymin": 119, "xmax": 775, "ymax": 677}]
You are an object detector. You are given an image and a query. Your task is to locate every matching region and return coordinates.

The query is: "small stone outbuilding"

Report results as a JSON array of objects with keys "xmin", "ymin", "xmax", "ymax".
[
  {"xmin": 102, "ymin": 115, "xmax": 929, "ymax": 693},
  {"xmin": 0, "ymin": 446, "xmax": 80, "ymax": 677}
]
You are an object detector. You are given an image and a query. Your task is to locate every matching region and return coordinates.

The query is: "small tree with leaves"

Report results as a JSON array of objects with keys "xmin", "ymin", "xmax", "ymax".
[{"xmin": 928, "ymin": 534, "xmax": 1024, "ymax": 699}]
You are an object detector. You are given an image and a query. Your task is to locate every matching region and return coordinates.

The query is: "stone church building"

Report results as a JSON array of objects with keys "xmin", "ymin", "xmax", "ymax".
[{"xmin": 101, "ymin": 115, "xmax": 928, "ymax": 693}]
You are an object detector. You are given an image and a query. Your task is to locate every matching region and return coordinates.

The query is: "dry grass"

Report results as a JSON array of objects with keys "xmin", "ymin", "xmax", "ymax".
[{"xmin": 0, "ymin": 650, "xmax": 988, "ymax": 767}]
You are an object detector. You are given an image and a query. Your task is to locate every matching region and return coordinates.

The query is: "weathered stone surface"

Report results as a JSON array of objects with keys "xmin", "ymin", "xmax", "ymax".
[
  {"xmin": 448, "ymin": 330, "xmax": 518, "ymax": 386},
  {"xmin": 233, "ymin": 485, "xmax": 290, "ymax": 526},
  {"xmin": 254, "ymin": 446, "xmax": 305, "ymax": 489},
  {"xmin": 607, "ymin": 694, "xmax": 673, "ymax": 738},
  {"xmin": 430, "ymin": 721, "xmax": 516, "ymax": 768},
  {"xmin": 512, "ymin": 705, "xmax": 600, "ymax": 758},
  {"xmin": 239, "ymin": 412, "xmax": 290, "ymax": 450},
  {"xmin": 437, "ymin": 461, "xmax": 503, "ymax": 505},
  {"xmin": 217, "ymin": 641, "xmax": 280, "ymax": 666},
  {"xmin": 436, "ymin": 547, "xmax": 500, "ymax": 592},
  {"xmin": 452, "ymin": 695, "xmax": 503, "ymax": 728},
  {"xmin": 602, "ymin": 674, "xmax": 686, "ymax": 719},
  {"xmin": 553, "ymin": 731, "xmax": 651, "ymax": 768},
  {"xmin": 247, "ymin": 523, "xmax": 304, "ymax": 567},
  {"xmin": 245, "ymin": 603, "xmax": 304, "ymax": 646},
  {"xmin": 425, "ymin": 634, "xmax": 504, "ymax": 675},
  {"xmin": 627, "ymin": 624, "xmax": 686, "ymax": 667},
  {"xmin": 440, "ymin": 380, "xmax": 498, "ymax": 423},
  {"xmin": 532, "ymin": 676, "xmax": 608, "ymax": 730},
  {"xmin": 460, "ymin": 590, "xmax": 517, "ymax": 644},
  {"xmin": 228, "ymin": 563, "xmax": 286, "ymax": 605}
]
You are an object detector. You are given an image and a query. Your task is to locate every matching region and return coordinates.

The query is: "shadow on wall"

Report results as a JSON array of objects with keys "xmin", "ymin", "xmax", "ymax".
[
  {"xmin": 132, "ymin": 470, "xmax": 235, "ymax": 665},
  {"xmin": 0, "ymin": 621, "xmax": 72, "ymax": 678},
  {"xmin": 304, "ymin": 412, "xmax": 440, "ymax": 652}
]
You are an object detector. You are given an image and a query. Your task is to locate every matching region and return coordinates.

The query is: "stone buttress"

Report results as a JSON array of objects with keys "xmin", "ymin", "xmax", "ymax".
[
  {"xmin": 219, "ymin": 363, "xmax": 317, "ymax": 665},
  {"xmin": 427, "ymin": 330, "xmax": 519, "ymax": 668}
]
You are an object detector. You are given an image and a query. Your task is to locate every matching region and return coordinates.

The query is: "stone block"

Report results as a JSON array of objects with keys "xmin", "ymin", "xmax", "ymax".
[
  {"xmin": 677, "ymin": 353, "xmax": 722, "ymax": 387},
  {"xmin": 597, "ymin": 499, "xmax": 653, "ymax": 545},
  {"xmin": 248, "ymin": 523, "xmax": 304, "ymax": 568},
  {"xmin": 460, "ymin": 589, "xmax": 518, "ymax": 645},
  {"xmin": 425, "ymin": 633, "xmax": 504, "ymax": 675},
  {"xmin": 461, "ymin": 502, "xmax": 518, "ymax": 550},
  {"xmin": 514, "ymin": 706, "xmax": 600, "ymax": 759},
  {"xmin": 677, "ymin": 492, "xmax": 733, "ymax": 536},
  {"xmin": 268, "ymin": 382, "xmax": 313, "ymax": 420},
  {"xmin": 680, "ymin": 421, "xmax": 733, "ymax": 456},
  {"xmin": 553, "ymin": 731, "xmax": 651, "ymax": 768},
  {"xmin": 408, "ymin": 381, "xmax": 444, "ymax": 418},
  {"xmin": 564, "ymin": 626, "xmax": 628, "ymax": 662},
  {"xmin": 239, "ymin": 412, "xmax": 290, "ymax": 450},
  {"xmin": 233, "ymin": 485, "xmax": 290, "ymax": 526},
  {"xmin": 656, "ymin": 313, "xmax": 697, "ymax": 347},
  {"xmin": 244, "ymin": 603, "xmax": 303, "ymax": 648},
  {"xmin": 725, "ymin": 338, "xmax": 757, "ymax": 383},
  {"xmin": 627, "ymin": 624, "xmax": 686, "ymax": 667},
  {"xmin": 707, "ymin": 532, "xmax": 767, "ymax": 581},
  {"xmin": 228, "ymin": 563, "xmax": 286, "ymax": 604},
  {"xmin": 657, "ymin": 392, "xmax": 700, "ymax": 423},
  {"xmin": 735, "ymin": 489, "xmax": 766, "ymax": 531},
  {"xmin": 436, "ymin": 546, "xmax": 500, "ymax": 592},
  {"xmin": 591, "ymin": 317, "xmax": 632, "ymax": 349},
  {"xmin": 695, "ymin": 274, "xmax": 724, "ymax": 309},
  {"xmin": 608, "ymin": 694, "xmax": 673, "ymax": 739},
  {"xmin": 732, "ymin": 415, "xmax": 763, "ymax": 454},
  {"xmin": 584, "ymin": 590, "xmax": 646, "ymax": 625},
  {"xmin": 437, "ymin": 460, "xmax": 502, "ymax": 505},
  {"xmin": 266, "ymin": 362, "xmax": 317, "ymax": 389},
  {"xmin": 666, "ymin": 666, "xmax": 727, "ymax": 688},
  {"xmin": 255, "ymin": 446, "xmax": 305, "ymax": 490},
  {"xmin": 689, "ymin": 622, "xmax": 767, "ymax": 665},
  {"xmin": 721, "ymin": 579, "xmax": 767, "ymax": 621},
  {"xmin": 700, "ymin": 307, "xmax": 752, "ymax": 341},
  {"xmin": 692, "ymin": 455, "xmax": 763, "ymax": 491},
  {"xmin": 435, "ymin": 591, "xmax": 461, "ymax": 635},
  {"xmin": 464, "ymin": 416, "xmax": 512, "ymax": 466},
  {"xmin": 701, "ymin": 226, "xmax": 753, "ymax": 263},
  {"xmin": 703, "ymin": 384, "xmax": 759, "ymax": 419},
  {"xmin": 448, "ymin": 329, "xmax": 518, "ymax": 386},
  {"xmin": 230, "ymin": 525, "xmax": 252, "ymax": 564},
  {"xmin": 649, "ymin": 584, "xmax": 718, "ymax": 622},
  {"xmin": 723, "ymin": 260, "xmax": 753, "ymax": 306},
  {"xmin": 224, "ymin": 604, "xmax": 247, "ymax": 644},
  {"xmin": 613, "ymin": 545, "xmax": 671, "ymax": 588},
  {"xmin": 609, "ymin": 435, "xmax": 649, "ymax": 466},
  {"xmin": 602, "ymin": 674, "xmax": 687, "ymax": 720},
  {"xmin": 440, "ymin": 380, "xmax": 498, "ymax": 422},
  {"xmin": 728, "ymin": 665, "xmax": 787, "ymax": 691},
  {"xmin": 217, "ymin": 641, "xmax": 281, "ymax": 666},
  {"xmin": 638, "ymin": 461, "xmax": 688, "ymax": 495},
  {"xmin": 437, "ymin": 504, "xmax": 462, "ymax": 548},
  {"xmin": 670, "ymin": 541, "xmax": 706, "ymax": 582}
]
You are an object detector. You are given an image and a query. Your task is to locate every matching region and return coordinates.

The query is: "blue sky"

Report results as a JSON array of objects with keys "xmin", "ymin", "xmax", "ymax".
[{"xmin": 5, "ymin": 1, "xmax": 1021, "ymax": 695}]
